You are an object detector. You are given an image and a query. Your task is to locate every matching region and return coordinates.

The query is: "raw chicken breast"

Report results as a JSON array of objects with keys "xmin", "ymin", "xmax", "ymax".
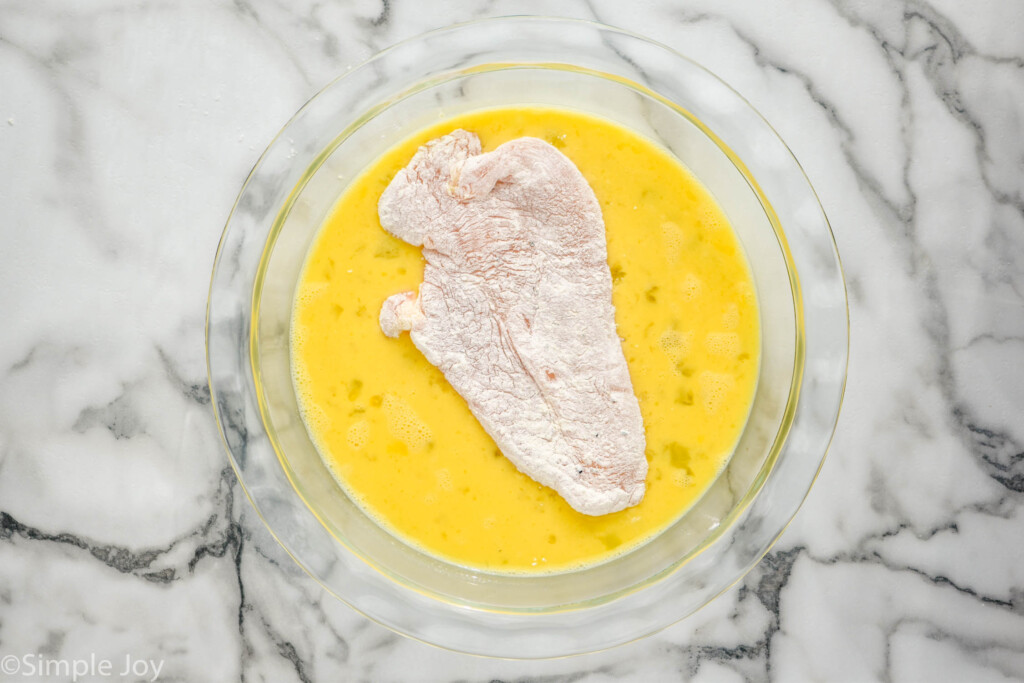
[{"xmin": 378, "ymin": 130, "xmax": 647, "ymax": 516}]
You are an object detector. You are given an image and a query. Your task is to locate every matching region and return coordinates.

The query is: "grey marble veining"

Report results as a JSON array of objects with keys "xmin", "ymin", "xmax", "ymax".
[{"xmin": 1, "ymin": 0, "xmax": 1022, "ymax": 680}]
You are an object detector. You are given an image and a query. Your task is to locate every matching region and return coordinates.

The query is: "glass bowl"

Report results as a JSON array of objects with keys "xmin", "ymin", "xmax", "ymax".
[{"xmin": 206, "ymin": 17, "xmax": 847, "ymax": 658}]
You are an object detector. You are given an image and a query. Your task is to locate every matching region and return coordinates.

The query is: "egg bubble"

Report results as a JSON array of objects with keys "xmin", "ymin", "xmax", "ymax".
[
  {"xmin": 382, "ymin": 394, "xmax": 433, "ymax": 452},
  {"xmin": 659, "ymin": 329, "xmax": 693, "ymax": 368},
  {"xmin": 346, "ymin": 420, "xmax": 370, "ymax": 450},
  {"xmin": 679, "ymin": 273, "xmax": 702, "ymax": 301},
  {"xmin": 705, "ymin": 332, "xmax": 741, "ymax": 358},
  {"xmin": 660, "ymin": 220, "xmax": 685, "ymax": 264},
  {"xmin": 699, "ymin": 371, "xmax": 735, "ymax": 413},
  {"xmin": 435, "ymin": 467, "xmax": 454, "ymax": 492}
]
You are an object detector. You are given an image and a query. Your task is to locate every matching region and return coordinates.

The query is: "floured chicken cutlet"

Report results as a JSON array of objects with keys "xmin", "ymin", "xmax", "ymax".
[{"xmin": 378, "ymin": 130, "xmax": 647, "ymax": 516}]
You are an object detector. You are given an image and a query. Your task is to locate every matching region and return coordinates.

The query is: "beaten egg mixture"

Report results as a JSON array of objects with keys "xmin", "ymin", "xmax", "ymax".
[{"xmin": 291, "ymin": 106, "xmax": 759, "ymax": 573}]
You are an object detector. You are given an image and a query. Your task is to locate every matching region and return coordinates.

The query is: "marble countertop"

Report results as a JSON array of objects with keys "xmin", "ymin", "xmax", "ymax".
[{"xmin": 2, "ymin": 1, "xmax": 1023, "ymax": 681}]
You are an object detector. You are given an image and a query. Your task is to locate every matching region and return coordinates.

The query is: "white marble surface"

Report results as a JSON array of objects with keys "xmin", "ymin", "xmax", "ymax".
[{"xmin": 1, "ymin": 0, "xmax": 1023, "ymax": 680}]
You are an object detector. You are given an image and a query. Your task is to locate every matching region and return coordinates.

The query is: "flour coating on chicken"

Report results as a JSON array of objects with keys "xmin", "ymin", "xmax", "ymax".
[{"xmin": 378, "ymin": 130, "xmax": 647, "ymax": 516}]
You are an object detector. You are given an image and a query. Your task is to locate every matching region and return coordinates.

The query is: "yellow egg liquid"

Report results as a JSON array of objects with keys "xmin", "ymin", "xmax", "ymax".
[{"xmin": 291, "ymin": 107, "xmax": 760, "ymax": 573}]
